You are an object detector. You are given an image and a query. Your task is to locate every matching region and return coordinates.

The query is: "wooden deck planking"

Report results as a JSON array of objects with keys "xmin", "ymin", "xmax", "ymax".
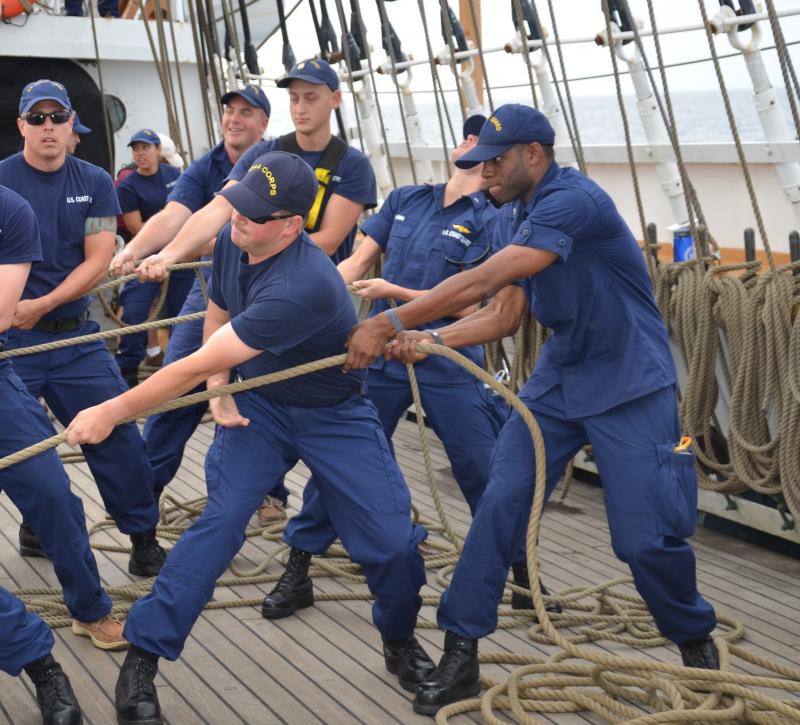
[{"xmin": 0, "ymin": 415, "xmax": 799, "ymax": 724}]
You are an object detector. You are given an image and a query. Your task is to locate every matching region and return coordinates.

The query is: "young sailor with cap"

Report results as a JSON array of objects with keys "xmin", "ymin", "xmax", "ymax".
[
  {"xmin": 128, "ymin": 60, "xmax": 377, "ymax": 522},
  {"xmin": 0, "ymin": 184, "xmax": 127, "ymax": 725},
  {"xmin": 114, "ymin": 129, "xmax": 191, "ymax": 388},
  {"xmin": 108, "ymin": 86, "xmax": 286, "ymax": 507},
  {"xmin": 66, "ymin": 152, "xmax": 432, "ymax": 725},
  {"xmin": 0, "ymin": 79, "xmax": 166, "ymax": 577},
  {"xmin": 345, "ymin": 104, "xmax": 719, "ymax": 715}
]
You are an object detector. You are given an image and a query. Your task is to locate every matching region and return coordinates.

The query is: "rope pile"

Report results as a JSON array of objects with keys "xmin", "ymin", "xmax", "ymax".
[{"xmin": 3, "ymin": 341, "xmax": 800, "ymax": 723}]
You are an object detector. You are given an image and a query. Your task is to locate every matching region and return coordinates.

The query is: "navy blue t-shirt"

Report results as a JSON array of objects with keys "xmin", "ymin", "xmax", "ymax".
[
  {"xmin": 167, "ymin": 141, "xmax": 234, "ymax": 212},
  {"xmin": 0, "ymin": 153, "xmax": 121, "ymax": 320},
  {"xmin": 495, "ymin": 162, "xmax": 675, "ymax": 417},
  {"xmin": 228, "ymin": 137, "xmax": 377, "ymax": 264},
  {"xmin": 361, "ymin": 183, "xmax": 497, "ymax": 383},
  {"xmin": 117, "ymin": 163, "xmax": 181, "ymax": 222},
  {"xmin": 0, "ymin": 186, "xmax": 43, "ymax": 346},
  {"xmin": 207, "ymin": 224, "xmax": 365, "ymax": 407}
]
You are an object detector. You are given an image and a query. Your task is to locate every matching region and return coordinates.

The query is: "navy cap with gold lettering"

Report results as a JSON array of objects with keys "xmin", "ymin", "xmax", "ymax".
[
  {"xmin": 455, "ymin": 104, "xmax": 555, "ymax": 168},
  {"xmin": 217, "ymin": 151, "xmax": 318, "ymax": 219},
  {"xmin": 276, "ymin": 58, "xmax": 339, "ymax": 92}
]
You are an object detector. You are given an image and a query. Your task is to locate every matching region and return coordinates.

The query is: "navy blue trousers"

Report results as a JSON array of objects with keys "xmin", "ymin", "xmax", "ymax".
[
  {"xmin": 115, "ymin": 269, "xmax": 194, "ymax": 369},
  {"xmin": 286, "ymin": 369, "xmax": 508, "ymax": 553},
  {"xmin": 124, "ymin": 391, "xmax": 427, "ymax": 659},
  {"xmin": 0, "ymin": 587, "xmax": 52, "ymax": 677},
  {"xmin": 0, "ymin": 363, "xmax": 112, "ymax": 624},
  {"xmin": 438, "ymin": 384, "xmax": 717, "ymax": 644},
  {"xmin": 6, "ymin": 323, "xmax": 158, "ymax": 533}
]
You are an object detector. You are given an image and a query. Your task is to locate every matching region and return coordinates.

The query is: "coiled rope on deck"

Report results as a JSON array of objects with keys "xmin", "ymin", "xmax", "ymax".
[{"xmin": 5, "ymin": 345, "xmax": 800, "ymax": 723}]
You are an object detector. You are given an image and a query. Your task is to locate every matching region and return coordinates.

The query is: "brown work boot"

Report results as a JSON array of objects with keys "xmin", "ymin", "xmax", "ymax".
[
  {"xmin": 71, "ymin": 615, "xmax": 129, "ymax": 651},
  {"xmin": 257, "ymin": 495, "xmax": 287, "ymax": 526}
]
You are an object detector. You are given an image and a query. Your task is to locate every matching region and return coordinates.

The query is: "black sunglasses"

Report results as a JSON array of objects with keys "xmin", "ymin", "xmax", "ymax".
[
  {"xmin": 22, "ymin": 111, "xmax": 72, "ymax": 126},
  {"xmin": 245, "ymin": 212, "xmax": 297, "ymax": 225}
]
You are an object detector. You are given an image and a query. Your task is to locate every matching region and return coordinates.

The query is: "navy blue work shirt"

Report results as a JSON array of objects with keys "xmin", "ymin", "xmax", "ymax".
[
  {"xmin": 497, "ymin": 162, "xmax": 675, "ymax": 417},
  {"xmin": 0, "ymin": 153, "xmax": 121, "ymax": 320},
  {"xmin": 117, "ymin": 164, "xmax": 181, "ymax": 222},
  {"xmin": 207, "ymin": 224, "xmax": 365, "ymax": 407},
  {"xmin": 167, "ymin": 141, "xmax": 233, "ymax": 212},
  {"xmin": 0, "ymin": 186, "xmax": 43, "ymax": 347},
  {"xmin": 229, "ymin": 138, "xmax": 377, "ymax": 264},
  {"xmin": 361, "ymin": 183, "xmax": 497, "ymax": 383}
]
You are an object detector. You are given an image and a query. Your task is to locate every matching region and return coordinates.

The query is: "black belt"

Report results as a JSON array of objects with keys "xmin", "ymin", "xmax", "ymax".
[{"xmin": 31, "ymin": 313, "xmax": 88, "ymax": 334}]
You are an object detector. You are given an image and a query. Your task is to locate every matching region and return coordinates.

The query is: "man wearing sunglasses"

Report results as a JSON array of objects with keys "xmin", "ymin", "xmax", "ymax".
[
  {"xmin": 345, "ymin": 104, "xmax": 719, "ymax": 715},
  {"xmin": 0, "ymin": 79, "xmax": 166, "ymax": 577},
  {"xmin": 65, "ymin": 152, "xmax": 432, "ymax": 724}
]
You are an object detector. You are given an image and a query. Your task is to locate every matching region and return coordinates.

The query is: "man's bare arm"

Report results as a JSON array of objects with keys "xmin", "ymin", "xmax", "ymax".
[
  {"xmin": 110, "ymin": 201, "xmax": 192, "ymax": 275},
  {"xmin": 136, "ymin": 194, "xmax": 234, "ymax": 282},
  {"xmin": 66, "ymin": 321, "xmax": 260, "ymax": 446},
  {"xmin": 12, "ymin": 226, "xmax": 116, "ymax": 329},
  {"xmin": 344, "ymin": 244, "xmax": 557, "ymax": 370}
]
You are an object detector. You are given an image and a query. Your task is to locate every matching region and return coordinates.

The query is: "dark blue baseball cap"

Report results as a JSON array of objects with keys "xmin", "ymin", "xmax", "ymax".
[
  {"xmin": 276, "ymin": 58, "xmax": 339, "ymax": 92},
  {"xmin": 128, "ymin": 128, "xmax": 161, "ymax": 146},
  {"xmin": 218, "ymin": 151, "xmax": 319, "ymax": 219},
  {"xmin": 462, "ymin": 114, "xmax": 486, "ymax": 139},
  {"xmin": 455, "ymin": 104, "xmax": 555, "ymax": 169},
  {"xmin": 221, "ymin": 85, "xmax": 271, "ymax": 117},
  {"xmin": 19, "ymin": 79, "xmax": 72, "ymax": 114},
  {"xmin": 73, "ymin": 113, "xmax": 91, "ymax": 135}
]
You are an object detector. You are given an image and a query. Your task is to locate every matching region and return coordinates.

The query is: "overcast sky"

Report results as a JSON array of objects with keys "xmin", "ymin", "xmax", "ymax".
[{"xmin": 256, "ymin": 0, "xmax": 800, "ymax": 132}]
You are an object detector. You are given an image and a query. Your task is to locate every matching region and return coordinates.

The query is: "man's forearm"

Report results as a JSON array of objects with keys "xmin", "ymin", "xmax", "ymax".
[
  {"xmin": 39, "ymin": 259, "xmax": 111, "ymax": 314},
  {"xmin": 127, "ymin": 205, "xmax": 188, "ymax": 259},
  {"xmin": 393, "ymin": 267, "xmax": 495, "ymax": 331},
  {"xmin": 160, "ymin": 198, "xmax": 232, "ymax": 264},
  {"xmin": 435, "ymin": 302, "xmax": 522, "ymax": 348},
  {"xmin": 100, "ymin": 354, "xmax": 215, "ymax": 426}
]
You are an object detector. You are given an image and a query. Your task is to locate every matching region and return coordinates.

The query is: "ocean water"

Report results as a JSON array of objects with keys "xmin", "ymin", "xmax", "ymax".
[{"xmin": 361, "ymin": 88, "xmax": 798, "ymax": 145}]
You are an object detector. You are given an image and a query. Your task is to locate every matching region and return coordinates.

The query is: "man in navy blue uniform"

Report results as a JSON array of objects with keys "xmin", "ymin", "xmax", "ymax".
[
  {"xmin": 108, "ymin": 86, "xmax": 281, "ymax": 504},
  {"xmin": 0, "ymin": 79, "xmax": 165, "ymax": 576},
  {"xmin": 66, "ymin": 152, "xmax": 432, "ymax": 725},
  {"xmin": 266, "ymin": 117, "xmax": 558, "ymax": 619},
  {"xmin": 114, "ymin": 128, "xmax": 191, "ymax": 387},
  {"xmin": 0, "ymin": 184, "xmax": 131, "ymax": 725},
  {"xmin": 346, "ymin": 104, "xmax": 719, "ymax": 714},
  {"xmin": 128, "ymin": 63, "xmax": 377, "ymax": 521}
]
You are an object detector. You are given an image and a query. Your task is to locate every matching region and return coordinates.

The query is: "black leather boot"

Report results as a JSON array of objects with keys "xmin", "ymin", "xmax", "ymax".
[
  {"xmin": 24, "ymin": 654, "xmax": 83, "ymax": 725},
  {"xmin": 511, "ymin": 562, "xmax": 562, "ymax": 613},
  {"xmin": 129, "ymin": 530, "xmax": 167, "ymax": 577},
  {"xmin": 115, "ymin": 647, "xmax": 162, "ymax": 725},
  {"xmin": 261, "ymin": 548, "xmax": 314, "ymax": 619},
  {"xmin": 383, "ymin": 635, "xmax": 436, "ymax": 692},
  {"xmin": 19, "ymin": 520, "xmax": 49, "ymax": 559},
  {"xmin": 413, "ymin": 631, "xmax": 480, "ymax": 716},
  {"xmin": 679, "ymin": 637, "xmax": 719, "ymax": 669}
]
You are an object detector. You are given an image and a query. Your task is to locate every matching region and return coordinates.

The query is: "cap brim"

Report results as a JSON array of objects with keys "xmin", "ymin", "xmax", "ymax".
[
  {"xmin": 20, "ymin": 96, "xmax": 71, "ymax": 114},
  {"xmin": 276, "ymin": 73, "xmax": 329, "ymax": 88},
  {"xmin": 74, "ymin": 125, "xmax": 91, "ymax": 134},
  {"xmin": 454, "ymin": 142, "xmax": 514, "ymax": 169},
  {"xmin": 217, "ymin": 183, "xmax": 281, "ymax": 219},
  {"xmin": 128, "ymin": 138, "xmax": 160, "ymax": 147}
]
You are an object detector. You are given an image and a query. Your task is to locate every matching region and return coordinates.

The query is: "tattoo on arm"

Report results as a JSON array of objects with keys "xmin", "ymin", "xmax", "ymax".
[{"xmin": 84, "ymin": 216, "xmax": 117, "ymax": 235}]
